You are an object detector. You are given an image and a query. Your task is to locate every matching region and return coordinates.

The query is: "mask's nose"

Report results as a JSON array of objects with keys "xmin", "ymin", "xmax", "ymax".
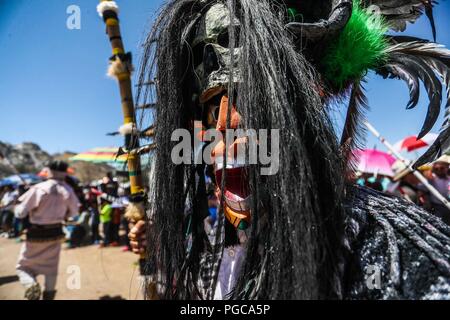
[{"xmin": 216, "ymin": 95, "xmax": 240, "ymax": 130}]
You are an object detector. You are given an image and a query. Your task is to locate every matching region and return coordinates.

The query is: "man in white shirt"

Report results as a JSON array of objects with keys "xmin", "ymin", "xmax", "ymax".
[{"xmin": 14, "ymin": 161, "xmax": 80, "ymax": 300}]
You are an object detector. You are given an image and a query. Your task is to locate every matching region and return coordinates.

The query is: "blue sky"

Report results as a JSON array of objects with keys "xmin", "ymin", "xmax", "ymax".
[
  {"xmin": 0, "ymin": 0, "xmax": 158, "ymax": 154},
  {"xmin": 0, "ymin": 0, "xmax": 449, "ymax": 159}
]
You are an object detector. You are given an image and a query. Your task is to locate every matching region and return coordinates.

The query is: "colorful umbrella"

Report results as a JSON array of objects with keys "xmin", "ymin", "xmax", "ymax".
[
  {"xmin": 393, "ymin": 133, "xmax": 438, "ymax": 152},
  {"xmin": 69, "ymin": 147, "xmax": 128, "ymax": 170},
  {"xmin": 353, "ymin": 149, "xmax": 396, "ymax": 177}
]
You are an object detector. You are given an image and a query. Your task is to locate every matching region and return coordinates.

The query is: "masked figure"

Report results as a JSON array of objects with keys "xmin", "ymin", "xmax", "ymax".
[{"xmin": 135, "ymin": 0, "xmax": 450, "ymax": 299}]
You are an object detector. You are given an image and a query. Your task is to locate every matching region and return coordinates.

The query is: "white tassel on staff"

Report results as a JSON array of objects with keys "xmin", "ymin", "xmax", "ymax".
[
  {"xmin": 107, "ymin": 56, "xmax": 134, "ymax": 80},
  {"xmin": 118, "ymin": 122, "xmax": 137, "ymax": 136},
  {"xmin": 97, "ymin": 1, "xmax": 119, "ymax": 17}
]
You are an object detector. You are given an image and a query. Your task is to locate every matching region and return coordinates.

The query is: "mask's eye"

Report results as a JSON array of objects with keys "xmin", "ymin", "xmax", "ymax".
[
  {"xmin": 217, "ymin": 26, "xmax": 240, "ymax": 48},
  {"xmin": 192, "ymin": 41, "xmax": 206, "ymax": 68},
  {"xmin": 204, "ymin": 45, "xmax": 220, "ymax": 74}
]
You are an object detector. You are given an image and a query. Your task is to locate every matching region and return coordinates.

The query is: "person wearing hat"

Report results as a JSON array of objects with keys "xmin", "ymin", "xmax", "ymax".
[
  {"xmin": 14, "ymin": 161, "xmax": 80, "ymax": 300},
  {"xmin": 417, "ymin": 156, "xmax": 450, "ymax": 225}
]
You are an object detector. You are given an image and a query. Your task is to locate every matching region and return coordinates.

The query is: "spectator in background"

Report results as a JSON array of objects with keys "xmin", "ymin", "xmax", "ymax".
[
  {"xmin": 65, "ymin": 175, "xmax": 84, "ymax": 204},
  {"xmin": 110, "ymin": 206, "xmax": 121, "ymax": 247},
  {"xmin": 89, "ymin": 193, "xmax": 101, "ymax": 245},
  {"xmin": 418, "ymin": 159, "xmax": 450, "ymax": 225},
  {"xmin": 10, "ymin": 184, "xmax": 30, "ymax": 238},
  {"xmin": 386, "ymin": 164, "xmax": 421, "ymax": 204},
  {"xmin": 67, "ymin": 203, "xmax": 91, "ymax": 248},
  {"xmin": 0, "ymin": 185, "xmax": 18, "ymax": 237},
  {"xmin": 356, "ymin": 173, "xmax": 386, "ymax": 192},
  {"xmin": 82, "ymin": 186, "xmax": 101, "ymax": 244},
  {"xmin": 99, "ymin": 196, "xmax": 113, "ymax": 247},
  {"xmin": 100, "ymin": 172, "xmax": 119, "ymax": 197}
]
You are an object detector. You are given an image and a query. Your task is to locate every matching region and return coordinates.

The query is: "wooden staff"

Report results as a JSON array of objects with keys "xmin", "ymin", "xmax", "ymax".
[{"xmin": 97, "ymin": 0, "xmax": 145, "ymax": 221}]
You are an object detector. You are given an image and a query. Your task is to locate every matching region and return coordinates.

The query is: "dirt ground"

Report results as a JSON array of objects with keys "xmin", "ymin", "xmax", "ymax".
[{"xmin": 0, "ymin": 237, "xmax": 143, "ymax": 300}]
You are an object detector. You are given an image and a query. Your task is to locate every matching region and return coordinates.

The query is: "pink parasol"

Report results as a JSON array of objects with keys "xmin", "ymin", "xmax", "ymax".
[{"xmin": 353, "ymin": 149, "xmax": 396, "ymax": 177}]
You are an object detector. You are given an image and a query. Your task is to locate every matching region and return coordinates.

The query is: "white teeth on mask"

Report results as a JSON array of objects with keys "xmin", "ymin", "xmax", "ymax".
[
  {"xmin": 224, "ymin": 190, "xmax": 251, "ymax": 212},
  {"xmin": 214, "ymin": 155, "xmax": 246, "ymax": 171}
]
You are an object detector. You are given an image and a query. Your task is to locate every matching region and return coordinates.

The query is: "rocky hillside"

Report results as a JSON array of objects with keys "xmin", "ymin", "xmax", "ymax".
[
  {"xmin": 0, "ymin": 141, "xmax": 116, "ymax": 184},
  {"xmin": 53, "ymin": 152, "xmax": 115, "ymax": 184},
  {"xmin": 0, "ymin": 141, "xmax": 52, "ymax": 178}
]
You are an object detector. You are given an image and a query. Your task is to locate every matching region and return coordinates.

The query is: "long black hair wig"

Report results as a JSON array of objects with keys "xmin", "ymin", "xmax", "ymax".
[{"xmin": 136, "ymin": 0, "xmax": 347, "ymax": 299}]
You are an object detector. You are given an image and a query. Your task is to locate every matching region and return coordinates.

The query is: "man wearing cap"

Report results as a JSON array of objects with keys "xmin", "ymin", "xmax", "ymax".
[{"xmin": 14, "ymin": 161, "xmax": 80, "ymax": 300}]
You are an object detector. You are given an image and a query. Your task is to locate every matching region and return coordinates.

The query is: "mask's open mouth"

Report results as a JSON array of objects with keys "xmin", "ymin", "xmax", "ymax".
[
  {"xmin": 215, "ymin": 165, "xmax": 251, "ymax": 230},
  {"xmin": 209, "ymin": 94, "xmax": 251, "ymax": 230}
]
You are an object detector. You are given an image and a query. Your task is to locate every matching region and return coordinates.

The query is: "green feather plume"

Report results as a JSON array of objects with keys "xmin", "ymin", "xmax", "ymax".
[{"xmin": 322, "ymin": 1, "xmax": 388, "ymax": 89}]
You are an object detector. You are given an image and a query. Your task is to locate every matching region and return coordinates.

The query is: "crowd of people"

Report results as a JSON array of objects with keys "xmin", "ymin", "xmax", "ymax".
[
  {"xmin": 356, "ymin": 157, "xmax": 450, "ymax": 225},
  {"xmin": 0, "ymin": 161, "xmax": 141, "ymax": 300},
  {"xmin": 0, "ymin": 167, "xmax": 136, "ymax": 250}
]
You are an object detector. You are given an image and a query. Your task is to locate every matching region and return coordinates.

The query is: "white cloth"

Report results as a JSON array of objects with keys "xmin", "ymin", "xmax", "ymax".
[
  {"xmin": 16, "ymin": 239, "xmax": 62, "ymax": 282},
  {"xmin": 214, "ymin": 245, "xmax": 245, "ymax": 299},
  {"xmin": 17, "ymin": 268, "xmax": 57, "ymax": 291},
  {"xmin": 1, "ymin": 190, "xmax": 18, "ymax": 211},
  {"xmin": 14, "ymin": 179, "xmax": 79, "ymax": 225}
]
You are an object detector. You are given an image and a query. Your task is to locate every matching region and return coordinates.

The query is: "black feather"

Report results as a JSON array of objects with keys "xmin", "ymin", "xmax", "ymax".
[
  {"xmin": 377, "ymin": 36, "xmax": 450, "ymax": 167},
  {"xmin": 386, "ymin": 40, "xmax": 450, "ymax": 122},
  {"xmin": 390, "ymin": 35, "xmax": 428, "ymax": 43},
  {"xmin": 363, "ymin": 1, "xmax": 439, "ymax": 40},
  {"xmin": 379, "ymin": 62, "xmax": 420, "ymax": 109},
  {"xmin": 414, "ymin": 126, "xmax": 450, "ymax": 167},
  {"xmin": 340, "ymin": 80, "xmax": 369, "ymax": 172},
  {"xmin": 425, "ymin": 57, "xmax": 450, "ymax": 111},
  {"xmin": 424, "ymin": 1, "xmax": 437, "ymax": 42},
  {"xmin": 388, "ymin": 53, "xmax": 442, "ymax": 139},
  {"xmin": 388, "ymin": 39, "xmax": 450, "ymax": 63},
  {"xmin": 414, "ymin": 57, "xmax": 450, "ymax": 166},
  {"xmin": 382, "ymin": 38, "xmax": 450, "ymax": 165}
]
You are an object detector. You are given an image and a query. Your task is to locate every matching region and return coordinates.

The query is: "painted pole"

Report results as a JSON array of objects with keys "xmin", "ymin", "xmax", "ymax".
[{"xmin": 97, "ymin": 0, "xmax": 146, "ymax": 222}]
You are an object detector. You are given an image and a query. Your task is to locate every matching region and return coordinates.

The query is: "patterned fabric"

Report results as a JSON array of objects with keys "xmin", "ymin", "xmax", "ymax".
[
  {"xmin": 345, "ymin": 186, "xmax": 450, "ymax": 299},
  {"xmin": 214, "ymin": 245, "xmax": 245, "ymax": 299},
  {"xmin": 197, "ymin": 214, "xmax": 226, "ymax": 300}
]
